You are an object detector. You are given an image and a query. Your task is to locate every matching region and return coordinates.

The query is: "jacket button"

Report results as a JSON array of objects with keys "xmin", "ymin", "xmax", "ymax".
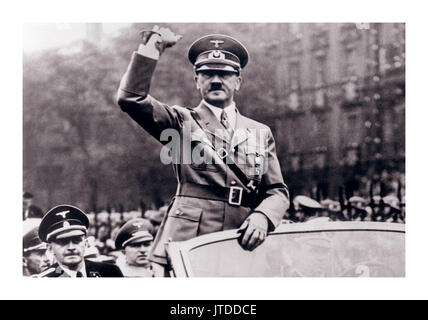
[
  {"xmin": 175, "ymin": 210, "xmax": 181, "ymax": 215},
  {"xmin": 231, "ymin": 180, "xmax": 237, "ymax": 185}
]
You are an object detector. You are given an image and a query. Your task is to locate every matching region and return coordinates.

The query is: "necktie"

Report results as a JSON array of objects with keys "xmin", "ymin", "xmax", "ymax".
[
  {"xmin": 76, "ymin": 271, "xmax": 84, "ymax": 278},
  {"xmin": 220, "ymin": 110, "xmax": 234, "ymax": 138}
]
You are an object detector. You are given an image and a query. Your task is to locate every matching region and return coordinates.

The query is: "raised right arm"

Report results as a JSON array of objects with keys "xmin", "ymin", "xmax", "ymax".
[{"xmin": 116, "ymin": 27, "xmax": 184, "ymax": 141}]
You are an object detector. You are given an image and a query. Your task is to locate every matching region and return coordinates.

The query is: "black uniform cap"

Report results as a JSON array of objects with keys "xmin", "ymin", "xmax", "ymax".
[
  {"xmin": 188, "ymin": 34, "xmax": 249, "ymax": 73},
  {"xmin": 114, "ymin": 218, "xmax": 153, "ymax": 250},
  {"xmin": 38, "ymin": 205, "xmax": 89, "ymax": 242},
  {"xmin": 23, "ymin": 226, "xmax": 47, "ymax": 253}
]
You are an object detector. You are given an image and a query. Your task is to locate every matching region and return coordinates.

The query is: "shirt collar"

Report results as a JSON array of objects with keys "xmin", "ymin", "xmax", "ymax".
[
  {"xmin": 59, "ymin": 261, "xmax": 87, "ymax": 278},
  {"xmin": 203, "ymin": 100, "xmax": 236, "ymax": 121}
]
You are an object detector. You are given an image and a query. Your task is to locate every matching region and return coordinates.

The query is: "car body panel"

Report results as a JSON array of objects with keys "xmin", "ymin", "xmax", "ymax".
[{"xmin": 166, "ymin": 221, "xmax": 405, "ymax": 277}]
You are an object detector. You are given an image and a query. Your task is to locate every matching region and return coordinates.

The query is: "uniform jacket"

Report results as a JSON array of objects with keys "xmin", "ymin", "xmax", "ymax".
[
  {"xmin": 117, "ymin": 52, "xmax": 289, "ymax": 265},
  {"xmin": 37, "ymin": 259, "xmax": 123, "ymax": 277}
]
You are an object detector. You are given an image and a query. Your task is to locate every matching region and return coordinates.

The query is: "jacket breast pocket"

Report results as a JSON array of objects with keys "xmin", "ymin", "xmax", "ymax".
[
  {"xmin": 165, "ymin": 204, "xmax": 203, "ymax": 241},
  {"xmin": 245, "ymin": 145, "xmax": 267, "ymax": 178},
  {"xmin": 189, "ymin": 138, "xmax": 221, "ymax": 172}
]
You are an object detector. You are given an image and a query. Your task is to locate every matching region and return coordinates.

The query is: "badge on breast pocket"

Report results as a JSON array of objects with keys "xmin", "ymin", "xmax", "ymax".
[{"xmin": 245, "ymin": 144, "xmax": 267, "ymax": 177}]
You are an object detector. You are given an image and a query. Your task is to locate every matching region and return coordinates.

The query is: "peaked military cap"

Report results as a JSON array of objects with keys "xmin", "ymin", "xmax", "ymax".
[
  {"xmin": 114, "ymin": 218, "xmax": 154, "ymax": 250},
  {"xmin": 293, "ymin": 195, "xmax": 323, "ymax": 210},
  {"xmin": 349, "ymin": 196, "xmax": 368, "ymax": 209},
  {"xmin": 23, "ymin": 226, "xmax": 47, "ymax": 253},
  {"xmin": 23, "ymin": 192, "xmax": 33, "ymax": 199},
  {"xmin": 188, "ymin": 34, "xmax": 249, "ymax": 73},
  {"xmin": 39, "ymin": 205, "xmax": 89, "ymax": 242},
  {"xmin": 383, "ymin": 195, "xmax": 401, "ymax": 211}
]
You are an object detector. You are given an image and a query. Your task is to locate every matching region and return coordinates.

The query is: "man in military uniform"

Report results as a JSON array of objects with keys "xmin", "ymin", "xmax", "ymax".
[
  {"xmin": 114, "ymin": 218, "xmax": 155, "ymax": 277},
  {"xmin": 292, "ymin": 195, "xmax": 324, "ymax": 222},
  {"xmin": 23, "ymin": 226, "xmax": 51, "ymax": 276},
  {"xmin": 37, "ymin": 205, "xmax": 123, "ymax": 277},
  {"xmin": 23, "ymin": 192, "xmax": 44, "ymax": 220},
  {"xmin": 117, "ymin": 26, "xmax": 289, "ymax": 271}
]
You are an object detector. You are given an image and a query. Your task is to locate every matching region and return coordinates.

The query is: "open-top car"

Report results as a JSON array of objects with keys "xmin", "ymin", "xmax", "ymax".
[{"xmin": 166, "ymin": 221, "xmax": 405, "ymax": 277}]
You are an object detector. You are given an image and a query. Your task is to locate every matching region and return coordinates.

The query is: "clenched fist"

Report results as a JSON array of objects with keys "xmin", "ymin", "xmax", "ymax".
[{"xmin": 139, "ymin": 25, "xmax": 182, "ymax": 60}]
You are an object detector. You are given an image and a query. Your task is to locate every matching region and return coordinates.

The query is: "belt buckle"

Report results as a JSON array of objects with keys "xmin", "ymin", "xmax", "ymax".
[
  {"xmin": 229, "ymin": 186, "xmax": 243, "ymax": 206},
  {"xmin": 217, "ymin": 147, "xmax": 229, "ymax": 159}
]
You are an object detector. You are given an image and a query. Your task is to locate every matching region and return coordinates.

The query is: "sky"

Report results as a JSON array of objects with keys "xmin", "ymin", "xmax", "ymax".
[{"xmin": 23, "ymin": 23, "xmax": 131, "ymax": 53}]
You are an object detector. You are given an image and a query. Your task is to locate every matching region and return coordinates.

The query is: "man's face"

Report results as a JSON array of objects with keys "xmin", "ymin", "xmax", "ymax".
[
  {"xmin": 195, "ymin": 70, "xmax": 241, "ymax": 107},
  {"xmin": 124, "ymin": 240, "xmax": 152, "ymax": 267},
  {"xmin": 24, "ymin": 249, "xmax": 51, "ymax": 275},
  {"xmin": 49, "ymin": 235, "xmax": 86, "ymax": 268},
  {"xmin": 97, "ymin": 225, "xmax": 110, "ymax": 241},
  {"xmin": 23, "ymin": 198, "xmax": 32, "ymax": 210}
]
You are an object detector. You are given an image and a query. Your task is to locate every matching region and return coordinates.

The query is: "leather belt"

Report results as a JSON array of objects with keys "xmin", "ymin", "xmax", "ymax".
[{"xmin": 177, "ymin": 182, "xmax": 256, "ymax": 208}]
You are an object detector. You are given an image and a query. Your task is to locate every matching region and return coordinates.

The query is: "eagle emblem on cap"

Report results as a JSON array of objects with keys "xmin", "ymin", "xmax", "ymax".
[
  {"xmin": 56, "ymin": 210, "xmax": 69, "ymax": 219},
  {"xmin": 210, "ymin": 39, "xmax": 224, "ymax": 48},
  {"xmin": 132, "ymin": 221, "xmax": 144, "ymax": 228}
]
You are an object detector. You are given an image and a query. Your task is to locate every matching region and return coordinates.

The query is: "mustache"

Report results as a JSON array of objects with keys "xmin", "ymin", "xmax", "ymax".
[{"xmin": 209, "ymin": 83, "xmax": 223, "ymax": 91}]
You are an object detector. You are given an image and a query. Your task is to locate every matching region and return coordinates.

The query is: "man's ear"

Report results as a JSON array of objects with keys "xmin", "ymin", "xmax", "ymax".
[
  {"xmin": 194, "ymin": 74, "xmax": 200, "ymax": 90},
  {"xmin": 23, "ymin": 256, "xmax": 28, "ymax": 268},
  {"xmin": 235, "ymin": 75, "xmax": 242, "ymax": 91}
]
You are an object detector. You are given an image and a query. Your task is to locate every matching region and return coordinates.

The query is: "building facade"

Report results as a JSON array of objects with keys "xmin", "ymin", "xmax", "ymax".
[{"xmin": 262, "ymin": 23, "xmax": 405, "ymax": 199}]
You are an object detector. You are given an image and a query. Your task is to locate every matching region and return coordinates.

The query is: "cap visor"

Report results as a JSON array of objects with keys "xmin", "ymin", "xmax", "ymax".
[
  {"xmin": 51, "ymin": 228, "xmax": 86, "ymax": 240},
  {"xmin": 196, "ymin": 64, "xmax": 238, "ymax": 73},
  {"xmin": 123, "ymin": 234, "xmax": 153, "ymax": 247}
]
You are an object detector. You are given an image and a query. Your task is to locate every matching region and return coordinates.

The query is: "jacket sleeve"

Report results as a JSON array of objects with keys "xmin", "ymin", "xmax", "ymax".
[
  {"xmin": 254, "ymin": 129, "xmax": 290, "ymax": 231},
  {"xmin": 117, "ymin": 51, "xmax": 184, "ymax": 141}
]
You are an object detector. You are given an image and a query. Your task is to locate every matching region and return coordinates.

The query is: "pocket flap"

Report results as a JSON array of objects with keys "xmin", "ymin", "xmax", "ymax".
[
  {"xmin": 168, "ymin": 204, "xmax": 202, "ymax": 222},
  {"xmin": 246, "ymin": 144, "xmax": 266, "ymax": 156}
]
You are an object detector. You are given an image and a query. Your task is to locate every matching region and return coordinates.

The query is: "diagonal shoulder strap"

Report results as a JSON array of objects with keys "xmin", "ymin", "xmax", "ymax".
[{"xmin": 189, "ymin": 109, "xmax": 255, "ymax": 190}]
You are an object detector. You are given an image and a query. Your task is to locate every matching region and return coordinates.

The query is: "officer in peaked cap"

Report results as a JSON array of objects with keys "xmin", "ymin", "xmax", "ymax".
[
  {"xmin": 114, "ymin": 218, "xmax": 154, "ymax": 277},
  {"xmin": 293, "ymin": 195, "xmax": 323, "ymax": 222},
  {"xmin": 23, "ymin": 226, "xmax": 51, "ymax": 276},
  {"xmin": 23, "ymin": 191, "xmax": 44, "ymax": 220},
  {"xmin": 348, "ymin": 196, "xmax": 367, "ymax": 210},
  {"xmin": 37, "ymin": 205, "xmax": 123, "ymax": 277},
  {"xmin": 117, "ymin": 26, "xmax": 289, "ymax": 274}
]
